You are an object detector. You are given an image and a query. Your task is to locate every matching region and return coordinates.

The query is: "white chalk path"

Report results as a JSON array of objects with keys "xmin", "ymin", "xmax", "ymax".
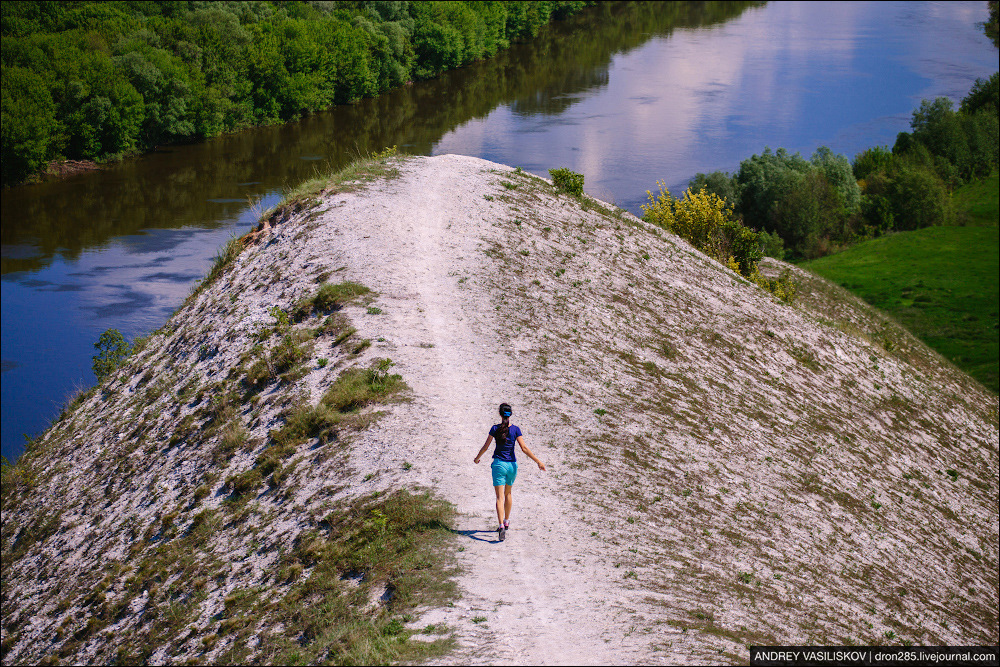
[{"xmin": 315, "ymin": 155, "xmax": 650, "ymax": 664}]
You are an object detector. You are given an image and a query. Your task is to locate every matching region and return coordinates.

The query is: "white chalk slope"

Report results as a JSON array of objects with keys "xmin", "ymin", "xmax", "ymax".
[{"xmin": 3, "ymin": 155, "xmax": 997, "ymax": 665}]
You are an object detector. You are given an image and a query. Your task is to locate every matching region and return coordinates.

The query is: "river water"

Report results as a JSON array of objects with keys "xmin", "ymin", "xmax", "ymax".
[{"xmin": 1, "ymin": 1, "xmax": 995, "ymax": 460}]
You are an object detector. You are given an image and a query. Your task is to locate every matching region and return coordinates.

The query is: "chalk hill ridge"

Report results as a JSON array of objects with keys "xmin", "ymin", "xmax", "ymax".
[{"xmin": 2, "ymin": 155, "xmax": 996, "ymax": 665}]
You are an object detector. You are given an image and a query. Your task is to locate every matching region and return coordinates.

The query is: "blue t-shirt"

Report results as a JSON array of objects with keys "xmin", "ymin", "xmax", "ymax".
[{"xmin": 489, "ymin": 423, "xmax": 522, "ymax": 462}]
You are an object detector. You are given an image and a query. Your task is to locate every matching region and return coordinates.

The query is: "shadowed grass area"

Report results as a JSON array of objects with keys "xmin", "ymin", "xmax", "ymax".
[
  {"xmin": 952, "ymin": 171, "xmax": 999, "ymax": 226},
  {"xmin": 802, "ymin": 173, "xmax": 999, "ymax": 393}
]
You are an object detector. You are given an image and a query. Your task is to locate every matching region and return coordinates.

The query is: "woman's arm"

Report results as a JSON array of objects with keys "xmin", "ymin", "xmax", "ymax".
[
  {"xmin": 516, "ymin": 436, "xmax": 546, "ymax": 471},
  {"xmin": 474, "ymin": 435, "xmax": 493, "ymax": 464}
]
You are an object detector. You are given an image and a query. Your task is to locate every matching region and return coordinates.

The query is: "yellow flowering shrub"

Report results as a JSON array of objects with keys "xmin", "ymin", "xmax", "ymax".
[
  {"xmin": 642, "ymin": 182, "xmax": 796, "ymax": 303},
  {"xmin": 750, "ymin": 269, "xmax": 798, "ymax": 304},
  {"xmin": 642, "ymin": 182, "xmax": 733, "ymax": 251}
]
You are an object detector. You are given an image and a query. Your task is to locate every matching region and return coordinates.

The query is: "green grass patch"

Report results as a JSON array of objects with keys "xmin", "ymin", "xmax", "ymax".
[
  {"xmin": 284, "ymin": 146, "xmax": 403, "ymax": 204},
  {"xmin": 952, "ymin": 171, "xmax": 999, "ymax": 226},
  {"xmin": 292, "ymin": 282, "xmax": 372, "ymax": 321},
  {"xmin": 269, "ymin": 359, "xmax": 407, "ymax": 451},
  {"xmin": 549, "ymin": 167, "xmax": 584, "ymax": 197},
  {"xmin": 802, "ymin": 178, "xmax": 998, "ymax": 392},
  {"xmin": 258, "ymin": 490, "xmax": 457, "ymax": 665}
]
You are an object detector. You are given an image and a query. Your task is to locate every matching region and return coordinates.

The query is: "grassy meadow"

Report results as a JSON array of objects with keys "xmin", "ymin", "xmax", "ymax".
[{"xmin": 802, "ymin": 172, "xmax": 999, "ymax": 394}]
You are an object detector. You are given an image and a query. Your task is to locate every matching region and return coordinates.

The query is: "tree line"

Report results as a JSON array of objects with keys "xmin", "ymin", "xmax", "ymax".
[
  {"xmin": 641, "ymin": 72, "xmax": 997, "ymax": 303},
  {"xmin": 673, "ymin": 73, "xmax": 999, "ymax": 262},
  {"xmin": 1, "ymin": 0, "xmax": 592, "ymax": 186}
]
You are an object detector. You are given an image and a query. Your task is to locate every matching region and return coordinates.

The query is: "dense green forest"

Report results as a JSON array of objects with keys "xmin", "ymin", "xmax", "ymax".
[{"xmin": 1, "ymin": 0, "xmax": 592, "ymax": 185}]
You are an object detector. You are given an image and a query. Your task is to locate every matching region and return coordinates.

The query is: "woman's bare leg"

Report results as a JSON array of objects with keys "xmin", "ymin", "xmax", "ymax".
[
  {"xmin": 504, "ymin": 485, "xmax": 513, "ymax": 523},
  {"xmin": 494, "ymin": 485, "xmax": 505, "ymax": 527}
]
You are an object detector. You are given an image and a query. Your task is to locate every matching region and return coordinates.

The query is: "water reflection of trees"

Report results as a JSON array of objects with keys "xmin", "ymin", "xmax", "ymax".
[{"xmin": 1, "ymin": 1, "xmax": 759, "ymax": 275}]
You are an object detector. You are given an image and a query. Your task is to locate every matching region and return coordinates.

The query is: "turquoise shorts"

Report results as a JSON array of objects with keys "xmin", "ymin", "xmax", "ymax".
[{"xmin": 491, "ymin": 459, "xmax": 518, "ymax": 487}]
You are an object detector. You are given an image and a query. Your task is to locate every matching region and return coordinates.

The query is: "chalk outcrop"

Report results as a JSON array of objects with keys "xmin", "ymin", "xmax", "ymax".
[{"xmin": 2, "ymin": 154, "xmax": 997, "ymax": 665}]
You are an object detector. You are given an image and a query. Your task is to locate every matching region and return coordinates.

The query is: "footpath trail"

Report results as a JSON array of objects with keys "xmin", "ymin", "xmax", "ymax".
[{"xmin": 313, "ymin": 155, "xmax": 651, "ymax": 664}]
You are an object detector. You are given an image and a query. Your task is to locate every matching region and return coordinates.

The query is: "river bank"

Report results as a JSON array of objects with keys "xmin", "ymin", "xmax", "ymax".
[
  {"xmin": 3, "ymin": 1, "xmax": 995, "ymax": 464},
  {"xmin": 2, "ymin": 0, "xmax": 606, "ymax": 187}
]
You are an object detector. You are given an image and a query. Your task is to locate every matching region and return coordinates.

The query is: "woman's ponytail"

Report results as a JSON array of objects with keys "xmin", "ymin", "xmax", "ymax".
[{"xmin": 498, "ymin": 403, "xmax": 512, "ymax": 447}]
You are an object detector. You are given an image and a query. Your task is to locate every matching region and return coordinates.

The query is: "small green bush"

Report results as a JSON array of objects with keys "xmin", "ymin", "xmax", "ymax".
[
  {"xmin": 315, "ymin": 281, "xmax": 370, "ymax": 310},
  {"xmin": 244, "ymin": 334, "xmax": 315, "ymax": 391},
  {"xmin": 270, "ymin": 401, "xmax": 341, "ymax": 449},
  {"xmin": 218, "ymin": 421, "xmax": 248, "ymax": 455},
  {"xmin": 323, "ymin": 359, "xmax": 404, "ymax": 412},
  {"xmin": 226, "ymin": 469, "xmax": 262, "ymax": 497},
  {"xmin": 244, "ymin": 358, "xmax": 271, "ymax": 389},
  {"xmin": 270, "ymin": 336, "xmax": 308, "ymax": 375},
  {"xmin": 256, "ymin": 454, "xmax": 281, "ymax": 479},
  {"xmin": 752, "ymin": 269, "xmax": 798, "ymax": 304},
  {"xmin": 92, "ymin": 329, "xmax": 131, "ymax": 382},
  {"xmin": 549, "ymin": 167, "xmax": 584, "ymax": 196}
]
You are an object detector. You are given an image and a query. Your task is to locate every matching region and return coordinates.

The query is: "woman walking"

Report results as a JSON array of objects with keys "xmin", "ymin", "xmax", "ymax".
[{"xmin": 474, "ymin": 403, "xmax": 546, "ymax": 541}]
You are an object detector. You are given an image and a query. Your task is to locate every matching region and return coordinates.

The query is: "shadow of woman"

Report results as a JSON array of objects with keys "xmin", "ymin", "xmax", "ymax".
[{"xmin": 451, "ymin": 528, "xmax": 501, "ymax": 543}]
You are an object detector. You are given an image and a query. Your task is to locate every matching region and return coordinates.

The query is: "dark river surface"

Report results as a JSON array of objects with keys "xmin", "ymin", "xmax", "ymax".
[{"xmin": 2, "ymin": 1, "xmax": 996, "ymax": 461}]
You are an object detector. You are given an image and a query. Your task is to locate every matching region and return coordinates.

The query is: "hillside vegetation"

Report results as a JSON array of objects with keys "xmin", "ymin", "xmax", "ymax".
[
  {"xmin": 803, "ymin": 172, "xmax": 999, "ymax": 394},
  {"xmin": 690, "ymin": 73, "xmax": 999, "ymax": 261},
  {"xmin": 2, "ymin": 154, "xmax": 997, "ymax": 665},
  {"xmin": 1, "ymin": 0, "xmax": 593, "ymax": 185},
  {"xmin": 677, "ymin": 72, "xmax": 999, "ymax": 396}
]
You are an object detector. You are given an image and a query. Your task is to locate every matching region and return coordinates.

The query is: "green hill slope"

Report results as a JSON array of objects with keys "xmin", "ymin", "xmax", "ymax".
[{"xmin": 803, "ymin": 174, "xmax": 999, "ymax": 393}]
